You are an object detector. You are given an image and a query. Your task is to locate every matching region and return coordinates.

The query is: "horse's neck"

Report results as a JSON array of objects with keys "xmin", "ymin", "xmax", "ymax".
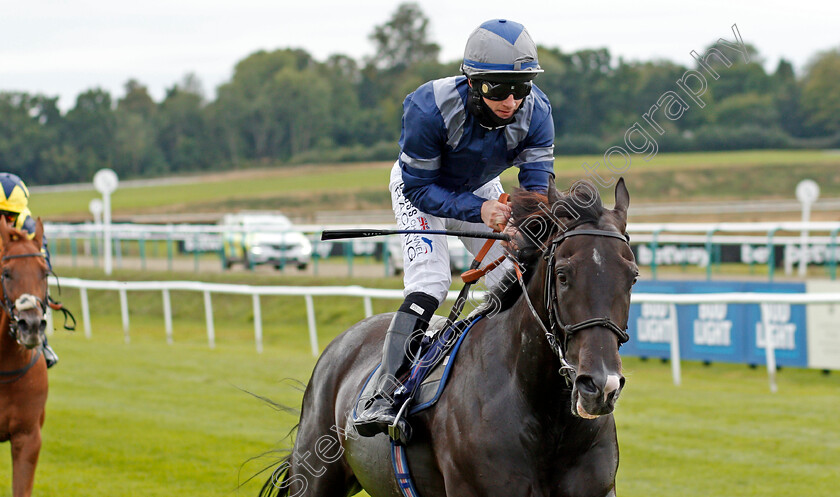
[
  {"xmin": 489, "ymin": 272, "xmax": 608, "ymax": 457},
  {"xmin": 505, "ymin": 263, "xmax": 570, "ymax": 403}
]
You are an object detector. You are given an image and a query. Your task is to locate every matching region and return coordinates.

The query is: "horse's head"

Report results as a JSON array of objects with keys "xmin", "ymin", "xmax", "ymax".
[
  {"xmin": 510, "ymin": 178, "xmax": 637, "ymax": 418},
  {"xmin": 0, "ymin": 217, "xmax": 48, "ymax": 349}
]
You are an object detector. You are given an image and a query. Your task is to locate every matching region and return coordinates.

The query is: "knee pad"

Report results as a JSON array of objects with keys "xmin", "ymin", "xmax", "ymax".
[{"xmin": 398, "ymin": 292, "xmax": 439, "ymax": 327}]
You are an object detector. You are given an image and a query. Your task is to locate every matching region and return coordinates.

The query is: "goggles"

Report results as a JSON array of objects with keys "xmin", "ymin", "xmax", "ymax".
[
  {"xmin": 476, "ymin": 80, "xmax": 532, "ymax": 101},
  {"xmin": 0, "ymin": 211, "xmax": 18, "ymax": 225}
]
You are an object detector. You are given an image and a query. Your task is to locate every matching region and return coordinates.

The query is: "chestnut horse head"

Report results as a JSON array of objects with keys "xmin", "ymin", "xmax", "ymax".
[{"xmin": 0, "ymin": 217, "xmax": 49, "ymax": 350}]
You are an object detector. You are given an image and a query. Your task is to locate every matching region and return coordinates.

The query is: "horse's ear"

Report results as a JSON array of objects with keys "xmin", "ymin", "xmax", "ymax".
[
  {"xmin": 547, "ymin": 175, "xmax": 560, "ymax": 205},
  {"xmin": 0, "ymin": 216, "xmax": 9, "ymax": 249},
  {"xmin": 613, "ymin": 177, "xmax": 629, "ymax": 219},
  {"xmin": 33, "ymin": 218, "xmax": 44, "ymax": 249}
]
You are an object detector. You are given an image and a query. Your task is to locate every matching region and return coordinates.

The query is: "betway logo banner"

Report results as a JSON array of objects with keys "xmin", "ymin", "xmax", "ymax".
[{"xmin": 632, "ymin": 243, "xmax": 840, "ymax": 268}]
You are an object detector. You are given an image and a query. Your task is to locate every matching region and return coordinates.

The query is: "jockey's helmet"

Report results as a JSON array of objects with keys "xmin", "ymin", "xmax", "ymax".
[
  {"xmin": 0, "ymin": 173, "xmax": 30, "ymax": 223},
  {"xmin": 461, "ymin": 19, "xmax": 543, "ymax": 83}
]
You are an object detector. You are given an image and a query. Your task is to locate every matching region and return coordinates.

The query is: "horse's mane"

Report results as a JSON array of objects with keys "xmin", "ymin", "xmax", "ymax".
[{"xmin": 486, "ymin": 180, "xmax": 604, "ymax": 313}]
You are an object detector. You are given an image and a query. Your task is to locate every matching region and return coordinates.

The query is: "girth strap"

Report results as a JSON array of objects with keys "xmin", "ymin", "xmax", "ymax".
[{"xmin": 391, "ymin": 440, "xmax": 421, "ymax": 497}]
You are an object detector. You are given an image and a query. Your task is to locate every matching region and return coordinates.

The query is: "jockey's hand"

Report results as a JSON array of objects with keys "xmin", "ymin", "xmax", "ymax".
[
  {"xmin": 481, "ymin": 199, "xmax": 511, "ymax": 232},
  {"xmin": 502, "ymin": 224, "xmax": 520, "ymax": 252}
]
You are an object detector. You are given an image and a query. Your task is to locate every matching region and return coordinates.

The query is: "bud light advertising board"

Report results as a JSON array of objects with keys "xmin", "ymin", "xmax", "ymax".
[{"xmin": 625, "ymin": 281, "xmax": 808, "ymax": 367}]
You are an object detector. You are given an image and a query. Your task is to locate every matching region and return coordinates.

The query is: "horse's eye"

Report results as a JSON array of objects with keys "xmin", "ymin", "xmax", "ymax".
[
  {"xmin": 556, "ymin": 270, "xmax": 568, "ymax": 285},
  {"xmin": 2, "ymin": 269, "xmax": 10, "ymax": 280}
]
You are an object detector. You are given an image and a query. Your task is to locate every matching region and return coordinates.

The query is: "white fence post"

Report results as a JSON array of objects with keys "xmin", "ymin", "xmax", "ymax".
[
  {"xmin": 203, "ymin": 290, "xmax": 215, "ymax": 349},
  {"xmin": 162, "ymin": 289, "xmax": 173, "ymax": 345},
  {"xmin": 80, "ymin": 287, "xmax": 91, "ymax": 339},
  {"xmin": 253, "ymin": 293, "xmax": 263, "ymax": 354},
  {"xmin": 119, "ymin": 288, "xmax": 130, "ymax": 343},
  {"xmin": 305, "ymin": 294, "xmax": 319, "ymax": 357},
  {"xmin": 669, "ymin": 303, "xmax": 682, "ymax": 387},
  {"xmin": 364, "ymin": 295, "xmax": 373, "ymax": 318},
  {"xmin": 766, "ymin": 333, "xmax": 778, "ymax": 393},
  {"xmin": 761, "ymin": 305, "xmax": 779, "ymax": 393}
]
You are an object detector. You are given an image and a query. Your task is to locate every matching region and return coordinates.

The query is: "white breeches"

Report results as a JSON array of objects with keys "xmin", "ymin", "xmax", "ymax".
[{"xmin": 389, "ymin": 162, "xmax": 512, "ymax": 305}]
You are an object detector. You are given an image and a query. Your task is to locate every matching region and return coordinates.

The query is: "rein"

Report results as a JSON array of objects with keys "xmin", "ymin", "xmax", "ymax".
[{"xmin": 515, "ymin": 224, "xmax": 631, "ymax": 382}]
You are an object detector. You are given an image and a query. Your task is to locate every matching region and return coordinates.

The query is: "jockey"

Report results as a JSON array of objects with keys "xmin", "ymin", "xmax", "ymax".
[
  {"xmin": 0, "ymin": 173, "xmax": 59, "ymax": 368},
  {"xmin": 354, "ymin": 19, "xmax": 555, "ymax": 438}
]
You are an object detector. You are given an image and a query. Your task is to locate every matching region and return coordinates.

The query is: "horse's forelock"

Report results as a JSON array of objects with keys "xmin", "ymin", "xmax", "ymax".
[
  {"xmin": 4, "ymin": 228, "xmax": 35, "ymax": 249},
  {"xmin": 511, "ymin": 180, "xmax": 604, "ymax": 255},
  {"xmin": 0, "ymin": 228, "xmax": 45, "ymax": 269},
  {"xmin": 489, "ymin": 181, "xmax": 605, "ymax": 314}
]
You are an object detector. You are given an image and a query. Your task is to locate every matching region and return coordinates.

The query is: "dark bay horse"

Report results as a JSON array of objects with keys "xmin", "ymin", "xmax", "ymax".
[
  {"xmin": 260, "ymin": 179, "xmax": 637, "ymax": 497},
  {"xmin": 0, "ymin": 218, "xmax": 50, "ymax": 497}
]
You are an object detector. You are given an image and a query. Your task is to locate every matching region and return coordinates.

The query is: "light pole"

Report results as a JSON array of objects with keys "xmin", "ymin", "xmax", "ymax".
[
  {"xmin": 88, "ymin": 198, "xmax": 103, "ymax": 225},
  {"xmin": 88, "ymin": 198, "xmax": 103, "ymax": 262},
  {"xmin": 795, "ymin": 179, "xmax": 819, "ymax": 277},
  {"xmin": 93, "ymin": 169, "xmax": 119, "ymax": 276}
]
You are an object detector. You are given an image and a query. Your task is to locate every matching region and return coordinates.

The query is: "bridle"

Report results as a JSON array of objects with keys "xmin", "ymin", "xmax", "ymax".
[
  {"xmin": 516, "ymin": 223, "xmax": 631, "ymax": 382},
  {"xmin": 0, "ymin": 252, "xmax": 48, "ymax": 344}
]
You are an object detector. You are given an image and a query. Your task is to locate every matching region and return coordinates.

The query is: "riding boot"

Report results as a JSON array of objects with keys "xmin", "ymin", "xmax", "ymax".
[
  {"xmin": 42, "ymin": 337, "xmax": 58, "ymax": 368},
  {"xmin": 354, "ymin": 293, "xmax": 437, "ymax": 442}
]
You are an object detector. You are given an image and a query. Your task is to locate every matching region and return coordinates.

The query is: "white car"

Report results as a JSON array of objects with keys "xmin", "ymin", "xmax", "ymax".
[
  {"xmin": 220, "ymin": 212, "xmax": 312, "ymax": 270},
  {"xmin": 387, "ymin": 235, "xmax": 473, "ymax": 275}
]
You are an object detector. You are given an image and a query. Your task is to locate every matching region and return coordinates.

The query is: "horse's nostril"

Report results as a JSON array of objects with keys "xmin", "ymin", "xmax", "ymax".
[
  {"xmin": 575, "ymin": 375, "xmax": 599, "ymax": 397},
  {"xmin": 604, "ymin": 374, "xmax": 623, "ymax": 396}
]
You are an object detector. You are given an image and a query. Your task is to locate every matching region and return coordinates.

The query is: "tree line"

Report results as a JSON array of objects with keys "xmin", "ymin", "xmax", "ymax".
[{"xmin": 2, "ymin": 3, "xmax": 840, "ymax": 185}]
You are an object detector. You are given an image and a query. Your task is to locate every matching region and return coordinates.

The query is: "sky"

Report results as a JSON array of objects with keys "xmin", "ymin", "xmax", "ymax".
[{"xmin": 2, "ymin": 0, "xmax": 837, "ymax": 110}]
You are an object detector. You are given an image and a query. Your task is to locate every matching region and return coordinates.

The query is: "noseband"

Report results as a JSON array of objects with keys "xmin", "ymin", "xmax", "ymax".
[
  {"xmin": 1, "ymin": 252, "xmax": 48, "ymax": 343},
  {"xmin": 516, "ymin": 226, "xmax": 631, "ymax": 381}
]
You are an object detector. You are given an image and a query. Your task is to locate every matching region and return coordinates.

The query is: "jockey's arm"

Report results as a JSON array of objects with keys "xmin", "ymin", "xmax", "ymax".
[
  {"xmin": 400, "ymin": 164, "xmax": 487, "ymax": 223},
  {"xmin": 402, "ymin": 165, "xmax": 509, "ymax": 231},
  {"xmin": 399, "ymin": 97, "xmax": 489, "ymax": 224}
]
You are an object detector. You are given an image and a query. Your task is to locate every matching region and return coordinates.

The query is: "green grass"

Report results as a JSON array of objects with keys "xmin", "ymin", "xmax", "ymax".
[
  {"xmin": 618, "ymin": 359, "xmax": 840, "ymax": 496},
  {"xmin": 0, "ymin": 328, "xmax": 308, "ymax": 497},
  {"xmin": 2, "ymin": 268, "xmax": 839, "ymax": 496},
  {"xmin": 1, "ymin": 269, "xmax": 397, "ymax": 497},
  {"xmin": 31, "ymin": 150, "xmax": 840, "ymax": 220}
]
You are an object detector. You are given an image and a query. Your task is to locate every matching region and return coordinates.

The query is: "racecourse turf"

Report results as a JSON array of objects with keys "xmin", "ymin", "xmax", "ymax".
[{"xmin": 1, "ymin": 269, "xmax": 838, "ymax": 496}]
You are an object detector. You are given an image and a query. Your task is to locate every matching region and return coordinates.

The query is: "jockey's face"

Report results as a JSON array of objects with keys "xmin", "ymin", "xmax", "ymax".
[
  {"xmin": 468, "ymin": 78, "xmax": 525, "ymax": 121},
  {"xmin": 482, "ymin": 94, "xmax": 523, "ymax": 120}
]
